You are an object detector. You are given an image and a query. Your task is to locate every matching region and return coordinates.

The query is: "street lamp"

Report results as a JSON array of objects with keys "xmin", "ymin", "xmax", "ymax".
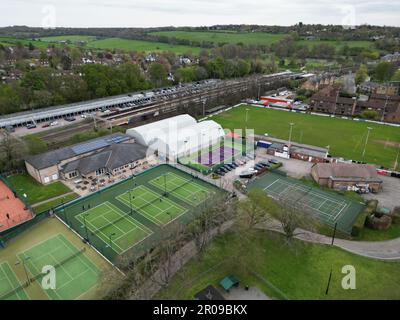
[
  {"xmin": 129, "ymin": 189, "xmax": 133, "ymax": 215},
  {"xmin": 15, "ymin": 256, "xmax": 31, "ymax": 285},
  {"xmin": 288, "ymin": 123, "xmax": 295, "ymax": 147},
  {"xmin": 362, "ymin": 127, "xmax": 373, "ymax": 162},
  {"xmin": 245, "ymin": 108, "xmax": 250, "ymax": 130},
  {"xmin": 81, "ymin": 213, "xmax": 89, "ymax": 240}
]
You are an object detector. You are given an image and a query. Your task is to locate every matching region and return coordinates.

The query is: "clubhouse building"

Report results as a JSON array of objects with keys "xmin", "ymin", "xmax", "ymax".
[{"xmin": 25, "ymin": 133, "xmax": 155, "ymax": 184}]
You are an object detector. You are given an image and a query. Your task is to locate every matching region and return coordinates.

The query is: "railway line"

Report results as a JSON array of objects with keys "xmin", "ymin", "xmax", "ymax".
[{"xmin": 30, "ymin": 72, "xmax": 298, "ymax": 146}]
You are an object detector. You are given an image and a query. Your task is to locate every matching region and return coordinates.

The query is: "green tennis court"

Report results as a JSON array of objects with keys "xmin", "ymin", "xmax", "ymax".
[
  {"xmin": 17, "ymin": 234, "xmax": 100, "ymax": 300},
  {"xmin": 0, "ymin": 262, "xmax": 29, "ymax": 300},
  {"xmin": 249, "ymin": 172, "xmax": 365, "ymax": 234},
  {"xmin": 149, "ymin": 172, "xmax": 214, "ymax": 206},
  {"xmin": 117, "ymin": 185, "xmax": 188, "ymax": 226},
  {"xmin": 76, "ymin": 202, "xmax": 153, "ymax": 254}
]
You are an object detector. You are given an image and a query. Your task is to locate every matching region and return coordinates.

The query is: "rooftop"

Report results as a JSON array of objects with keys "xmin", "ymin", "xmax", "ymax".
[
  {"xmin": 26, "ymin": 133, "xmax": 132, "ymax": 170},
  {"xmin": 313, "ymin": 163, "xmax": 382, "ymax": 182}
]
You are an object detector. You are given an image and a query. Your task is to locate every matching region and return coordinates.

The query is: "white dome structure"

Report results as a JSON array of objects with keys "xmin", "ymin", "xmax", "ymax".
[{"xmin": 126, "ymin": 115, "xmax": 225, "ymax": 160}]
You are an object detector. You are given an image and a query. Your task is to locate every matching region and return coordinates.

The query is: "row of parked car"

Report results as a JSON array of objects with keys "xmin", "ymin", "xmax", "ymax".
[{"xmin": 214, "ymin": 155, "xmax": 256, "ymax": 177}]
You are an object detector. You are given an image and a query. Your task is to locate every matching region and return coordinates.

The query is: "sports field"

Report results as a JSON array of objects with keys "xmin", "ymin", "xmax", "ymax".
[
  {"xmin": 55, "ymin": 165, "xmax": 223, "ymax": 262},
  {"xmin": 0, "ymin": 262, "xmax": 29, "ymax": 300},
  {"xmin": 17, "ymin": 234, "xmax": 100, "ymax": 300},
  {"xmin": 212, "ymin": 104, "xmax": 400, "ymax": 168},
  {"xmin": 249, "ymin": 172, "xmax": 365, "ymax": 234},
  {"xmin": 178, "ymin": 137, "xmax": 251, "ymax": 173},
  {"xmin": 149, "ymin": 172, "xmax": 213, "ymax": 206},
  {"xmin": 117, "ymin": 185, "xmax": 188, "ymax": 226}
]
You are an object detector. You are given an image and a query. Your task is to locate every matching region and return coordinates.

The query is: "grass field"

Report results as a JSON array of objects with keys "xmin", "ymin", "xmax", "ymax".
[
  {"xmin": 212, "ymin": 105, "xmax": 400, "ymax": 168},
  {"xmin": 32, "ymin": 193, "xmax": 80, "ymax": 215},
  {"xmin": 18, "ymin": 234, "xmax": 101, "ymax": 300},
  {"xmin": 151, "ymin": 31, "xmax": 286, "ymax": 46},
  {"xmin": 6, "ymin": 174, "xmax": 73, "ymax": 205},
  {"xmin": 86, "ymin": 38, "xmax": 202, "ymax": 54},
  {"xmin": 150, "ymin": 31, "xmax": 375, "ymax": 50},
  {"xmin": 0, "ymin": 37, "xmax": 52, "ymax": 49},
  {"xmin": 56, "ymin": 165, "xmax": 223, "ymax": 262},
  {"xmin": 39, "ymin": 35, "xmax": 97, "ymax": 43},
  {"xmin": 157, "ymin": 230, "xmax": 400, "ymax": 300}
]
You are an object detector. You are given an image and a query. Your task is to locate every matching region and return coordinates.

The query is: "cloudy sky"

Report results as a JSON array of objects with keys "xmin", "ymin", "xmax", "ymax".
[{"xmin": 1, "ymin": 0, "xmax": 399, "ymax": 28}]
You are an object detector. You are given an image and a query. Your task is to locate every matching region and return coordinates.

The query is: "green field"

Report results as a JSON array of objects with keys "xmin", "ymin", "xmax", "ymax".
[
  {"xmin": 212, "ymin": 105, "xmax": 400, "ymax": 168},
  {"xmin": 86, "ymin": 38, "xmax": 201, "ymax": 54},
  {"xmin": 32, "ymin": 193, "xmax": 80, "ymax": 215},
  {"xmin": 151, "ymin": 31, "xmax": 375, "ymax": 50},
  {"xmin": 6, "ymin": 174, "xmax": 73, "ymax": 205},
  {"xmin": 151, "ymin": 31, "xmax": 286, "ymax": 46},
  {"xmin": 0, "ymin": 37, "xmax": 54, "ymax": 49},
  {"xmin": 39, "ymin": 35, "xmax": 97, "ymax": 43},
  {"xmin": 157, "ymin": 230, "xmax": 400, "ymax": 300}
]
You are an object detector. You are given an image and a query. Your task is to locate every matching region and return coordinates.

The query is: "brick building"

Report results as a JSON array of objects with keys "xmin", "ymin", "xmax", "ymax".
[
  {"xmin": 310, "ymin": 85, "xmax": 400, "ymax": 123},
  {"xmin": 311, "ymin": 163, "xmax": 383, "ymax": 193}
]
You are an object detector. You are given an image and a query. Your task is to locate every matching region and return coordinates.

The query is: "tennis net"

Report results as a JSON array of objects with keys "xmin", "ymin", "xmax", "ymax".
[{"xmin": 0, "ymin": 282, "xmax": 28, "ymax": 300}]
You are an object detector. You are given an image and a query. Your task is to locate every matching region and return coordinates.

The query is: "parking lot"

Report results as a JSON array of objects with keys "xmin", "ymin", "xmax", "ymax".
[{"xmin": 363, "ymin": 175, "xmax": 400, "ymax": 210}]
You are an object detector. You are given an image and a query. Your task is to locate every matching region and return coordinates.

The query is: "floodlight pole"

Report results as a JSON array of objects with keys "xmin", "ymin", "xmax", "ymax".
[
  {"xmin": 82, "ymin": 213, "xmax": 89, "ymax": 241},
  {"xmin": 326, "ymin": 223, "xmax": 337, "ymax": 295},
  {"xmin": 245, "ymin": 108, "xmax": 250, "ymax": 130},
  {"xmin": 288, "ymin": 123, "xmax": 295, "ymax": 148},
  {"xmin": 164, "ymin": 173, "xmax": 167, "ymax": 196},
  {"xmin": 393, "ymin": 143, "xmax": 400, "ymax": 172},
  {"xmin": 129, "ymin": 189, "xmax": 133, "ymax": 215},
  {"xmin": 361, "ymin": 127, "xmax": 373, "ymax": 162},
  {"xmin": 108, "ymin": 233, "xmax": 116, "ymax": 249}
]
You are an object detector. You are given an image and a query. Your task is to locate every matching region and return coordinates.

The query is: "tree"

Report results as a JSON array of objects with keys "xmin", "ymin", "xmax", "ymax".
[
  {"xmin": 149, "ymin": 63, "xmax": 168, "ymax": 87},
  {"xmin": 355, "ymin": 64, "xmax": 368, "ymax": 85},
  {"xmin": 175, "ymin": 67, "xmax": 196, "ymax": 83},
  {"xmin": 0, "ymin": 130, "xmax": 27, "ymax": 172},
  {"xmin": 392, "ymin": 70, "xmax": 400, "ymax": 82},
  {"xmin": 271, "ymin": 185, "xmax": 320, "ymax": 244},
  {"xmin": 373, "ymin": 61, "xmax": 396, "ymax": 83}
]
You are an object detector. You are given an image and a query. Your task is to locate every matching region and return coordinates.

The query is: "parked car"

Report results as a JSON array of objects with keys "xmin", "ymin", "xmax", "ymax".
[
  {"xmin": 268, "ymin": 159, "xmax": 279, "ymax": 164},
  {"xmin": 26, "ymin": 123, "xmax": 36, "ymax": 129},
  {"xmin": 41, "ymin": 123, "xmax": 50, "ymax": 128},
  {"xmin": 64, "ymin": 117, "xmax": 76, "ymax": 122},
  {"xmin": 50, "ymin": 121, "xmax": 59, "ymax": 126}
]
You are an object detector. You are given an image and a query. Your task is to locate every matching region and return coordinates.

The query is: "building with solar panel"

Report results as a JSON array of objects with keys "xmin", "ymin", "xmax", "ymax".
[{"xmin": 25, "ymin": 133, "xmax": 155, "ymax": 184}]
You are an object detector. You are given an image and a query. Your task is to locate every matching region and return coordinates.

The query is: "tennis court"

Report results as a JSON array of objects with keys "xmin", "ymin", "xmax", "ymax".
[
  {"xmin": 0, "ymin": 262, "xmax": 29, "ymax": 300},
  {"xmin": 117, "ymin": 185, "xmax": 188, "ymax": 226},
  {"xmin": 149, "ymin": 172, "xmax": 213, "ymax": 206},
  {"xmin": 76, "ymin": 202, "xmax": 153, "ymax": 254},
  {"xmin": 55, "ymin": 164, "xmax": 224, "ymax": 263},
  {"xmin": 17, "ymin": 234, "xmax": 100, "ymax": 300},
  {"xmin": 249, "ymin": 172, "xmax": 365, "ymax": 234},
  {"xmin": 196, "ymin": 146, "xmax": 241, "ymax": 167}
]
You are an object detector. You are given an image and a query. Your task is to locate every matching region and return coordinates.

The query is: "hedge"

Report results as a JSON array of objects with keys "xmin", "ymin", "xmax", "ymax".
[{"xmin": 351, "ymin": 199, "xmax": 378, "ymax": 237}]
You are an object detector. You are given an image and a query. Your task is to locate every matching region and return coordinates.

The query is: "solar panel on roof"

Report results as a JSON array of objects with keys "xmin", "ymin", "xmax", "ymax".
[
  {"xmin": 71, "ymin": 139, "xmax": 109, "ymax": 155},
  {"xmin": 106, "ymin": 135, "xmax": 130, "ymax": 144}
]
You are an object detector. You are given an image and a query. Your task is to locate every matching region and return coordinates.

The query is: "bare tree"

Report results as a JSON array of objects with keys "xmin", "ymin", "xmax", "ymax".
[
  {"xmin": 272, "ymin": 185, "xmax": 320, "ymax": 244},
  {"xmin": 234, "ymin": 189, "xmax": 275, "ymax": 231}
]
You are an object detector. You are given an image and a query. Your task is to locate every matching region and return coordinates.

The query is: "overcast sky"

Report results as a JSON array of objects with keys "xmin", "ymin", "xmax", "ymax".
[{"xmin": 1, "ymin": 0, "xmax": 399, "ymax": 28}]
